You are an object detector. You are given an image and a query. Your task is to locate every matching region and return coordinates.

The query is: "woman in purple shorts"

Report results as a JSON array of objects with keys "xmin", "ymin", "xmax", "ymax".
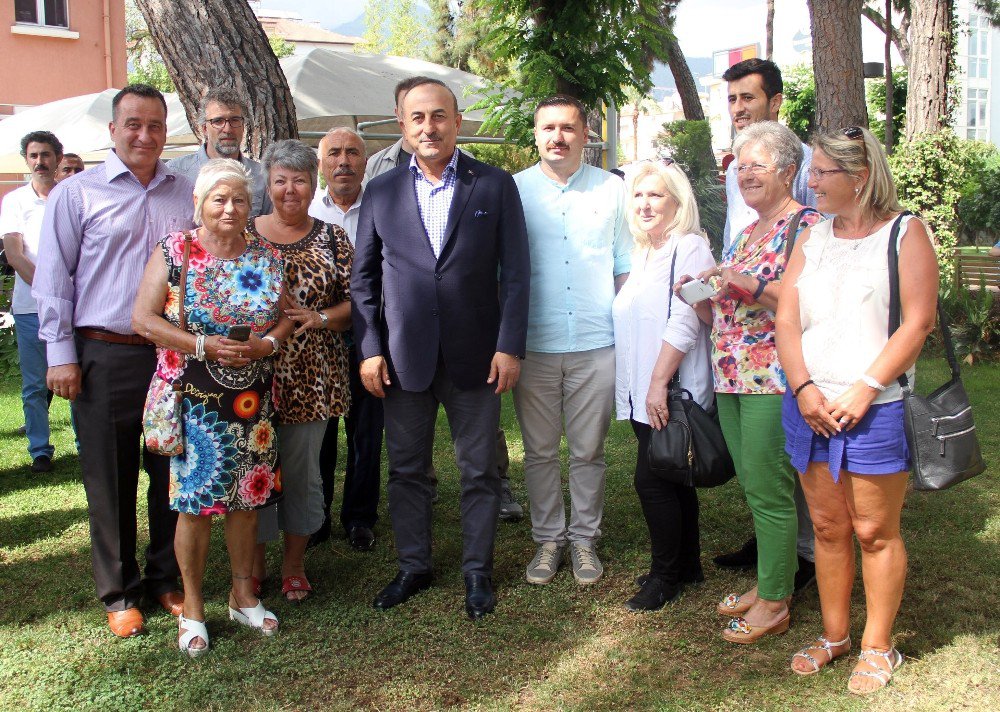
[{"xmin": 775, "ymin": 126, "xmax": 938, "ymax": 695}]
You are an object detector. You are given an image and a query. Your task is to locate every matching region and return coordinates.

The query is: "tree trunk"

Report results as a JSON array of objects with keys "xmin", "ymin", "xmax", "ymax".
[
  {"xmin": 665, "ymin": 32, "xmax": 705, "ymax": 121},
  {"xmin": 906, "ymin": 0, "xmax": 954, "ymax": 139},
  {"xmin": 861, "ymin": 4, "xmax": 911, "ymax": 65},
  {"xmin": 633, "ymin": 109, "xmax": 640, "ymax": 161},
  {"xmin": 134, "ymin": 0, "xmax": 297, "ymax": 157},
  {"xmin": 766, "ymin": 0, "xmax": 775, "ymax": 60},
  {"xmin": 807, "ymin": 0, "xmax": 869, "ymax": 130},
  {"xmin": 884, "ymin": 0, "xmax": 895, "ymax": 153}
]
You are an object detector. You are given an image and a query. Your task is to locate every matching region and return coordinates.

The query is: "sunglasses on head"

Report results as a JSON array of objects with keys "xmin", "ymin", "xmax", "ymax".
[{"xmin": 842, "ymin": 126, "xmax": 864, "ymax": 140}]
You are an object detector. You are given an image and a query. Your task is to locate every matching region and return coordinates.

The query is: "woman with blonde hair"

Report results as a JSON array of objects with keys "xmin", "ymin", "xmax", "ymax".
[
  {"xmin": 613, "ymin": 160, "xmax": 715, "ymax": 610},
  {"xmin": 777, "ymin": 126, "xmax": 938, "ymax": 694}
]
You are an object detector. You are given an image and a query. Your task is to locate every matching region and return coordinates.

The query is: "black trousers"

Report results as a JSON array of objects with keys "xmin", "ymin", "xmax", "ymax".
[
  {"xmin": 72, "ymin": 337, "xmax": 179, "ymax": 611},
  {"xmin": 318, "ymin": 343, "xmax": 383, "ymax": 532},
  {"xmin": 631, "ymin": 419, "xmax": 701, "ymax": 586}
]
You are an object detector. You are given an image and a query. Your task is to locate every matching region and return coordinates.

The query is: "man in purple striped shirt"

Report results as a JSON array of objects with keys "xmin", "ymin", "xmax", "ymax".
[{"xmin": 33, "ymin": 84, "xmax": 195, "ymax": 639}]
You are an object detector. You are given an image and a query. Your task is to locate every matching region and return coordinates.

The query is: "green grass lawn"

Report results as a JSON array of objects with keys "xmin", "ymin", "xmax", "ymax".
[{"xmin": 0, "ymin": 358, "xmax": 998, "ymax": 711}]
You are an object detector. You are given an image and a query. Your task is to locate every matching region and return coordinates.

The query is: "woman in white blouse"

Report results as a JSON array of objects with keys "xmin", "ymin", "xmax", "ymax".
[
  {"xmin": 776, "ymin": 126, "xmax": 938, "ymax": 695},
  {"xmin": 612, "ymin": 160, "xmax": 715, "ymax": 611}
]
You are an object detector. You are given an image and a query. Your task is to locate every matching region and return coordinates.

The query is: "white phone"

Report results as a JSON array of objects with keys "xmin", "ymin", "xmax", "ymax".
[{"xmin": 679, "ymin": 278, "xmax": 717, "ymax": 304}]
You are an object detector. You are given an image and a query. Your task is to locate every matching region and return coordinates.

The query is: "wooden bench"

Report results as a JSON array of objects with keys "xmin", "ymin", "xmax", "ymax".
[{"xmin": 954, "ymin": 249, "xmax": 1000, "ymax": 292}]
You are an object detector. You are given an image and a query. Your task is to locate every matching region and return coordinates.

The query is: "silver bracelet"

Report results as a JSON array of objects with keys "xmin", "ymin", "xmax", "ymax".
[
  {"xmin": 262, "ymin": 335, "xmax": 280, "ymax": 354},
  {"xmin": 319, "ymin": 311, "xmax": 329, "ymax": 329},
  {"xmin": 861, "ymin": 374, "xmax": 886, "ymax": 392},
  {"xmin": 195, "ymin": 334, "xmax": 206, "ymax": 361}
]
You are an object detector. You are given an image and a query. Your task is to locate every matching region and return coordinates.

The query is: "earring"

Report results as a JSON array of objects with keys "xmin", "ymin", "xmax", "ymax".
[{"xmin": 854, "ymin": 187, "xmax": 860, "ymax": 196}]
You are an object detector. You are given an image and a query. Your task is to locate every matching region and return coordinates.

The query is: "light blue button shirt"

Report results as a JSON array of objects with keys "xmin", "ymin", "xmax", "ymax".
[{"xmin": 514, "ymin": 162, "xmax": 632, "ymax": 353}]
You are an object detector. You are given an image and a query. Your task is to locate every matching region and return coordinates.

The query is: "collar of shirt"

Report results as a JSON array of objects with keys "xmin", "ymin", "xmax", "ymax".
[
  {"xmin": 537, "ymin": 160, "xmax": 586, "ymax": 190},
  {"xmin": 104, "ymin": 149, "xmax": 174, "ymax": 189},
  {"xmin": 408, "ymin": 149, "xmax": 460, "ymax": 185},
  {"xmin": 321, "ymin": 187, "xmax": 364, "ymax": 213}
]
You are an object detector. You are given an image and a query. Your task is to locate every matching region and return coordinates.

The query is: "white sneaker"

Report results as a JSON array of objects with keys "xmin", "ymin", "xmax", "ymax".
[
  {"xmin": 525, "ymin": 543, "xmax": 564, "ymax": 585},
  {"xmin": 569, "ymin": 542, "xmax": 603, "ymax": 585}
]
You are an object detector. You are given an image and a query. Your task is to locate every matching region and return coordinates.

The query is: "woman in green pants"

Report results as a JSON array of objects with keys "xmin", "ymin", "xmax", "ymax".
[{"xmin": 677, "ymin": 121, "xmax": 823, "ymax": 643}]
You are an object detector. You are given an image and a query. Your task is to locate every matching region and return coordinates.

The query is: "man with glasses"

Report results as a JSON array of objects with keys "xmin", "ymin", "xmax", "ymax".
[
  {"xmin": 718, "ymin": 58, "xmax": 817, "ymax": 593},
  {"xmin": 169, "ymin": 87, "xmax": 271, "ymax": 216}
]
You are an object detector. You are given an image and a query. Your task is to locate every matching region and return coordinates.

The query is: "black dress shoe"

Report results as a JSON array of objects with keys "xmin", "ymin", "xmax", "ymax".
[
  {"xmin": 306, "ymin": 518, "xmax": 331, "ymax": 550},
  {"xmin": 373, "ymin": 571, "xmax": 433, "ymax": 610},
  {"xmin": 624, "ymin": 576, "xmax": 681, "ymax": 612},
  {"xmin": 713, "ymin": 537, "xmax": 758, "ymax": 569},
  {"xmin": 347, "ymin": 525, "xmax": 376, "ymax": 552},
  {"xmin": 464, "ymin": 574, "xmax": 496, "ymax": 620},
  {"xmin": 794, "ymin": 556, "xmax": 816, "ymax": 594},
  {"xmin": 30, "ymin": 455, "xmax": 53, "ymax": 473}
]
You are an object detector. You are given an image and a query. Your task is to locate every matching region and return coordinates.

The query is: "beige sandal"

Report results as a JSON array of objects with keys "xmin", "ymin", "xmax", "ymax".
[
  {"xmin": 790, "ymin": 634, "xmax": 851, "ymax": 676},
  {"xmin": 848, "ymin": 647, "xmax": 903, "ymax": 695},
  {"xmin": 716, "ymin": 591, "xmax": 754, "ymax": 616}
]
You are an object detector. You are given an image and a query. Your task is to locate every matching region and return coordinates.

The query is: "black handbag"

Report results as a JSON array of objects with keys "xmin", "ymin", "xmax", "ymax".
[
  {"xmin": 646, "ymin": 249, "xmax": 736, "ymax": 488},
  {"xmin": 887, "ymin": 213, "xmax": 986, "ymax": 491}
]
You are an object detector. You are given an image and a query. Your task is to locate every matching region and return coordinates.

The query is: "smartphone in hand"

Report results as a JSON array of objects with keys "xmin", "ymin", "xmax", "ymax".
[
  {"xmin": 679, "ymin": 278, "xmax": 717, "ymax": 304},
  {"xmin": 227, "ymin": 325, "xmax": 252, "ymax": 342}
]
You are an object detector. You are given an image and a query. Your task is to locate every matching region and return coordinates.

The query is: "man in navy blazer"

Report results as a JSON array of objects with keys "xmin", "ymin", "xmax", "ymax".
[{"xmin": 351, "ymin": 78, "xmax": 530, "ymax": 619}]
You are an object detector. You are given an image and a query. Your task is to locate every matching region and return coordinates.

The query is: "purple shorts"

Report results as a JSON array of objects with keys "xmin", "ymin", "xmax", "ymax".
[{"xmin": 781, "ymin": 389, "xmax": 910, "ymax": 482}]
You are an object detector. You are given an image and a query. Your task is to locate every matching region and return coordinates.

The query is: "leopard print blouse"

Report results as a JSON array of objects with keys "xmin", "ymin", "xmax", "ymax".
[{"xmin": 249, "ymin": 218, "xmax": 353, "ymax": 425}]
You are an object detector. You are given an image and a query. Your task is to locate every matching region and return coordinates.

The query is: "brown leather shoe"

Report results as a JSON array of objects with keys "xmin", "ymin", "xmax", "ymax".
[
  {"xmin": 107, "ymin": 608, "xmax": 146, "ymax": 638},
  {"xmin": 157, "ymin": 590, "xmax": 184, "ymax": 617}
]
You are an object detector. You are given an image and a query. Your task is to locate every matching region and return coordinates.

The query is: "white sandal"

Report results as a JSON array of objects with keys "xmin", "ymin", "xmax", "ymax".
[
  {"xmin": 790, "ymin": 634, "xmax": 851, "ymax": 676},
  {"xmin": 178, "ymin": 615, "xmax": 210, "ymax": 658},
  {"xmin": 228, "ymin": 599, "xmax": 279, "ymax": 636},
  {"xmin": 848, "ymin": 647, "xmax": 904, "ymax": 695}
]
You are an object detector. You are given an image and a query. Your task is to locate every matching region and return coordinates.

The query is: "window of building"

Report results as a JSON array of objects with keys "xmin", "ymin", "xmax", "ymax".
[
  {"xmin": 967, "ymin": 12, "xmax": 990, "ymax": 80},
  {"xmin": 14, "ymin": 0, "xmax": 68, "ymax": 28},
  {"xmin": 966, "ymin": 88, "xmax": 989, "ymax": 140}
]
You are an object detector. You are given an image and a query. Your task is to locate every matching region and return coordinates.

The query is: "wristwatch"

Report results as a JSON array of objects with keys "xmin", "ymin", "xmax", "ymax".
[
  {"xmin": 319, "ymin": 311, "xmax": 329, "ymax": 328},
  {"xmin": 262, "ymin": 335, "xmax": 280, "ymax": 354},
  {"xmin": 861, "ymin": 374, "xmax": 887, "ymax": 392}
]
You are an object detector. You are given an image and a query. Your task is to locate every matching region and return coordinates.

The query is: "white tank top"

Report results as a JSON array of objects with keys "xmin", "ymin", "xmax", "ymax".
[{"xmin": 795, "ymin": 215, "xmax": 916, "ymax": 404}]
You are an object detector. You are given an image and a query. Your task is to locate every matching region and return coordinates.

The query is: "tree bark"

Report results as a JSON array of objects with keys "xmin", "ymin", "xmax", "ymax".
[
  {"xmin": 807, "ymin": 0, "xmax": 869, "ymax": 130},
  {"xmin": 884, "ymin": 0, "xmax": 895, "ymax": 153},
  {"xmin": 861, "ymin": 4, "xmax": 911, "ymax": 65},
  {"xmin": 906, "ymin": 0, "xmax": 954, "ymax": 139},
  {"xmin": 665, "ymin": 32, "xmax": 705, "ymax": 121},
  {"xmin": 134, "ymin": 0, "xmax": 298, "ymax": 157},
  {"xmin": 766, "ymin": 0, "xmax": 775, "ymax": 60}
]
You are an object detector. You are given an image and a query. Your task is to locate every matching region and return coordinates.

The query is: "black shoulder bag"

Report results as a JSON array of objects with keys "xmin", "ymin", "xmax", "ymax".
[
  {"xmin": 887, "ymin": 212, "xmax": 986, "ymax": 491},
  {"xmin": 647, "ymin": 248, "xmax": 736, "ymax": 488}
]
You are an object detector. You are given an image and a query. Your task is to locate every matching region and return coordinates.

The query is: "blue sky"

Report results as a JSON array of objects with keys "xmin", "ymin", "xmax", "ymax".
[{"xmin": 264, "ymin": 0, "xmax": 898, "ymax": 66}]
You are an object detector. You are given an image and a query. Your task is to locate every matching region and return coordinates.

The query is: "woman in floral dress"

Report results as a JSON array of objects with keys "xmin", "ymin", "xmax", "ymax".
[{"xmin": 133, "ymin": 159, "xmax": 293, "ymax": 656}]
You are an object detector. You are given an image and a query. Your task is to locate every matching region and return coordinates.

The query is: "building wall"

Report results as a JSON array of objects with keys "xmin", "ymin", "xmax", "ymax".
[
  {"xmin": 0, "ymin": 0, "xmax": 127, "ymax": 112},
  {"xmin": 953, "ymin": 0, "xmax": 1000, "ymax": 143}
]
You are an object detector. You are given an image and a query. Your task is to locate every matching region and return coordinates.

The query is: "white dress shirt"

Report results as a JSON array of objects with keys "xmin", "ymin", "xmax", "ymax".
[
  {"xmin": 309, "ymin": 187, "xmax": 363, "ymax": 245},
  {"xmin": 0, "ymin": 183, "xmax": 47, "ymax": 315}
]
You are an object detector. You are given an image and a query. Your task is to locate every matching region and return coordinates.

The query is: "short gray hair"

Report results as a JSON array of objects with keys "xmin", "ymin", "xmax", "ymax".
[
  {"xmin": 321, "ymin": 126, "xmax": 366, "ymax": 150},
  {"xmin": 262, "ymin": 139, "xmax": 319, "ymax": 194},
  {"xmin": 193, "ymin": 158, "xmax": 252, "ymax": 226},
  {"xmin": 732, "ymin": 120, "xmax": 803, "ymax": 173},
  {"xmin": 197, "ymin": 87, "xmax": 248, "ymax": 125}
]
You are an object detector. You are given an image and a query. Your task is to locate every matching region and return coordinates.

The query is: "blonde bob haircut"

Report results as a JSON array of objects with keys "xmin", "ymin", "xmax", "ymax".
[
  {"xmin": 627, "ymin": 160, "xmax": 704, "ymax": 249},
  {"xmin": 811, "ymin": 125, "xmax": 902, "ymax": 221},
  {"xmin": 192, "ymin": 158, "xmax": 252, "ymax": 226}
]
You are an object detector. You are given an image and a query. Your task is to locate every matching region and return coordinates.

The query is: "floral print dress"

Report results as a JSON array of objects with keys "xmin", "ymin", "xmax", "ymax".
[{"xmin": 157, "ymin": 230, "xmax": 285, "ymax": 516}]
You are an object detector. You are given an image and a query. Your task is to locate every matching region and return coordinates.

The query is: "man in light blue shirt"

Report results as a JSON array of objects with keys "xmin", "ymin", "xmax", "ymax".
[{"xmin": 513, "ymin": 95, "xmax": 632, "ymax": 587}]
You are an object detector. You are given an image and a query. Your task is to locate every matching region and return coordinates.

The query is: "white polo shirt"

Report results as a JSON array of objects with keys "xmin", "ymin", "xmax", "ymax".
[
  {"xmin": 0, "ymin": 183, "xmax": 47, "ymax": 315},
  {"xmin": 308, "ymin": 187, "xmax": 363, "ymax": 245}
]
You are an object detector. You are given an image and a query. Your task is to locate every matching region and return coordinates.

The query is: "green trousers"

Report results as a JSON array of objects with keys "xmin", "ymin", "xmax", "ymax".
[{"xmin": 716, "ymin": 393, "xmax": 797, "ymax": 600}]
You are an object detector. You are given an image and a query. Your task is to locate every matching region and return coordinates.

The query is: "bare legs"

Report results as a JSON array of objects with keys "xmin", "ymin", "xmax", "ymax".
[{"xmin": 793, "ymin": 463, "xmax": 909, "ymax": 690}]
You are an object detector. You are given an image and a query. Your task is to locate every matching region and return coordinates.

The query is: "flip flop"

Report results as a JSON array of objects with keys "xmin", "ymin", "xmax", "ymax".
[{"xmin": 281, "ymin": 575, "xmax": 313, "ymax": 602}]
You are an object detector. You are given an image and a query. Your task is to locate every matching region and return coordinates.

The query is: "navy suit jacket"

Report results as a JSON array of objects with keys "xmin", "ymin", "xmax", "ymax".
[{"xmin": 351, "ymin": 152, "xmax": 530, "ymax": 392}]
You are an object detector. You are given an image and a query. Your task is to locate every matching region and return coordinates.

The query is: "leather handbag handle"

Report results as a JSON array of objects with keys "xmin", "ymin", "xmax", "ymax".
[{"xmin": 178, "ymin": 231, "xmax": 193, "ymax": 333}]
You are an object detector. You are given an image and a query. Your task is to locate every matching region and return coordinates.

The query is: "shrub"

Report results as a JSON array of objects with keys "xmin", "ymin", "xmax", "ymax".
[
  {"xmin": 655, "ymin": 120, "xmax": 725, "ymax": 255},
  {"xmin": 866, "ymin": 65, "xmax": 908, "ymax": 145},
  {"xmin": 779, "ymin": 64, "xmax": 815, "ymax": 143},
  {"xmin": 936, "ymin": 280, "xmax": 1000, "ymax": 363},
  {"xmin": 463, "ymin": 143, "xmax": 538, "ymax": 174},
  {"xmin": 889, "ymin": 131, "xmax": 969, "ymax": 282},
  {"xmin": 956, "ymin": 144, "xmax": 1000, "ymax": 243}
]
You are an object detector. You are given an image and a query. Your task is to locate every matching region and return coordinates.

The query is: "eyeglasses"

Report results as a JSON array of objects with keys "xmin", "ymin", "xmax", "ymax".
[
  {"xmin": 735, "ymin": 162, "xmax": 775, "ymax": 175},
  {"xmin": 807, "ymin": 167, "xmax": 848, "ymax": 180},
  {"xmin": 206, "ymin": 116, "xmax": 246, "ymax": 129}
]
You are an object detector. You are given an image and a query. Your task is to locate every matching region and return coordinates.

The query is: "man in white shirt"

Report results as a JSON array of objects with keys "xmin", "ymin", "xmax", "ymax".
[
  {"xmin": 0, "ymin": 131, "xmax": 63, "ymax": 473},
  {"xmin": 718, "ymin": 58, "xmax": 816, "ymax": 591},
  {"xmin": 308, "ymin": 127, "xmax": 382, "ymax": 553}
]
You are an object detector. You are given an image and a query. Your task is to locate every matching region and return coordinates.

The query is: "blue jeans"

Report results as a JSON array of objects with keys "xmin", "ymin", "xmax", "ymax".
[{"xmin": 14, "ymin": 313, "xmax": 53, "ymax": 460}]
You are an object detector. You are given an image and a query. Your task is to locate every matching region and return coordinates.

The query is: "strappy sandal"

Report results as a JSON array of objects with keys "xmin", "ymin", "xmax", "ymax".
[
  {"xmin": 790, "ymin": 634, "xmax": 851, "ymax": 676},
  {"xmin": 848, "ymin": 647, "xmax": 903, "ymax": 695},
  {"xmin": 716, "ymin": 592, "xmax": 754, "ymax": 616},
  {"xmin": 228, "ymin": 599, "xmax": 279, "ymax": 637},
  {"xmin": 178, "ymin": 615, "xmax": 209, "ymax": 658}
]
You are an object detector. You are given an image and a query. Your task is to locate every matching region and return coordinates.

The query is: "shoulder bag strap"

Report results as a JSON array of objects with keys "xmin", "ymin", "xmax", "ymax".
[
  {"xmin": 886, "ymin": 211, "xmax": 957, "ymax": 387},
  {"xmin": 777, "ymin": 207, "xmax": 817, "ymax": 276},
  {"xmin": 179, "ymin": 231, "xmax": 193, "ymax": 333},
  {"xmin": 667, "ymin": 245, "xmax": 680, "ymax": 388}
]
